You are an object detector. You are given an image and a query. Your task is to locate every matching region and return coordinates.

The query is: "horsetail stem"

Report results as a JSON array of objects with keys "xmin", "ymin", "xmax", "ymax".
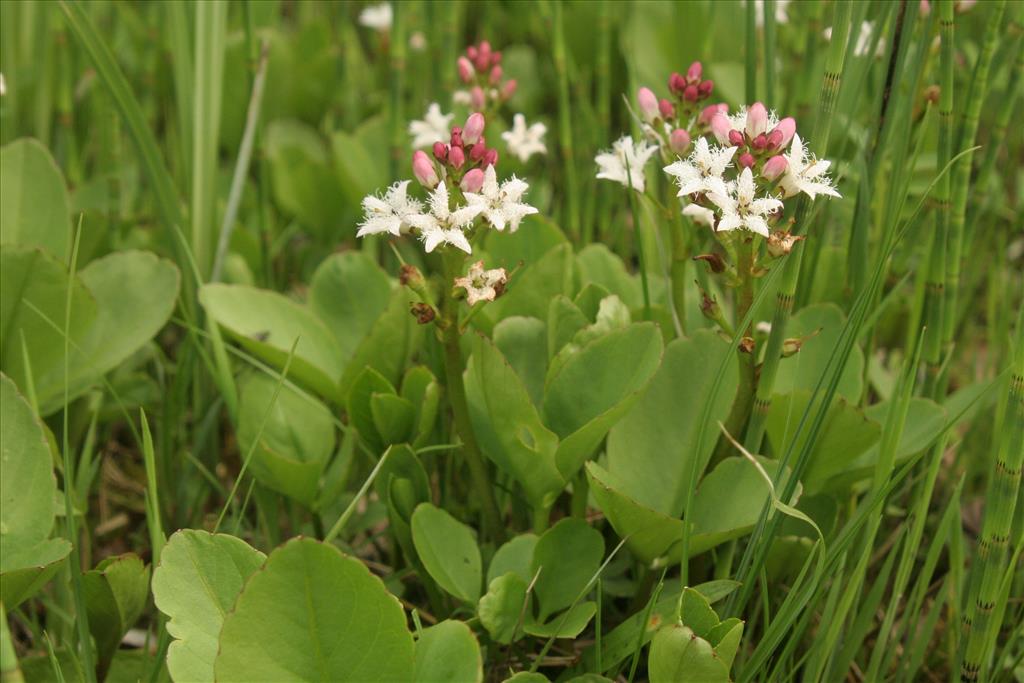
[
  {"xmin": 960, "ymin": 306, "xmax": 1024, "ymax": 681},
  {"xmin": 922, "ymin": 0, "xmax": 955, "ymax": 394},
  {"xmin": 943, "ymin": 1, "xmax": 1006, "ymax": 348},
  {"xmin": 741, "ymin": 0, "xmax": 851, "ymax": 455}
]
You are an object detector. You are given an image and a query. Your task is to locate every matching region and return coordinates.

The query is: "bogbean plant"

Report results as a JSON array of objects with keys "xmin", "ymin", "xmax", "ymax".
[{"xmin": 1, "ymin": 2, "xmax": 1022, "ymax": 683}]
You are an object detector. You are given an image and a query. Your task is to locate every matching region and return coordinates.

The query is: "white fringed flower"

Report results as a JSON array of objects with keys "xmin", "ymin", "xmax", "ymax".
[
  {"xmin": 406, "ymin": 181, "xmax": 483, "ymax": 253},
  {"xmin": 780, "ymin": 134, "xmax": 841, "ymax": 200},
  {"xmin": 409, "ymin": 103, "xmax": 454, "ymax": 149},
  {"xmin": 454, "ymin": 261, "xmax": 508, "ymax": 305},
  {"xmin": 501, "ymin": 114, "xmax": 547, "ymax": 162},
  {"xmin": 682, "ymin": 203, "xmax": 716, "ymax": 228},
  {"xmin": 358, "ymin": 3, "xmax": 392, "ymax": 31},
  {"xmin": 464, "ymin": 165, "xmax": 538, "ymax": 232},
  {"xmin": 707, "ymin": 168, "xmax": 783, "ymax": 237},
  {"xmin": 664, "ymin": 137, "xmax": 738, "ymax": 197},
  {"xmin": 595, "ymin": 136, "xmax": 659, "ymax": 192},
  {"xmin": 357, "ymin": 181, "xmax": 424, "ymax": 237}
]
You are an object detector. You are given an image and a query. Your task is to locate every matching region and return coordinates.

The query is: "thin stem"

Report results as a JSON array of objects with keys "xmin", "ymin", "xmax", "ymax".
[{"xmin": 440, "ymin": 250, "xmax": 505, "ymax": 543}]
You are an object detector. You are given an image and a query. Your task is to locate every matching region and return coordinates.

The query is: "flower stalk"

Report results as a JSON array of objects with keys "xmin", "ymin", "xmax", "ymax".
[{"xmin": 440, "ymin": 249, "xmax": 505, "ymax": 543}]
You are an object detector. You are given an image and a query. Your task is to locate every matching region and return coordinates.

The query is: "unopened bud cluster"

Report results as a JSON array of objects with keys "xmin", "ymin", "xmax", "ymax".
[
  {"xmin": 636, "ymin": 61, "xmax": 719, "ymax": 157},
  {"xmin": 456, "ymin": 40, "xmax": 517, "ymax": 112},
  {"xmin": 413, "ymin": 112, "xmax": 500, "ymax": 192}
]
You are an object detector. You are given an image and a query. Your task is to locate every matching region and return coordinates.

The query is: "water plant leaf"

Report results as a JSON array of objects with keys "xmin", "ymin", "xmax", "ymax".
[
  {"xmin": 413, "ymin": 620, "xmax": 483, "ymax": 683},
  {"xmin": 0, "ymin": 138, "xmax": 71, "ymax": 262},
  {"xmin": 151, "ymin": 530, "xmax": 266, "ymax": 683},
  {"xmin": 411, "ymin": 503, "xmax": 482, "ymax": 603},
  {"xmin": 214, "ymin": 538, "xmax": 415, "ymax": 682},
  {"xmin": 0, "ymin": 374, "xmax": 71, "ymax": 608}
]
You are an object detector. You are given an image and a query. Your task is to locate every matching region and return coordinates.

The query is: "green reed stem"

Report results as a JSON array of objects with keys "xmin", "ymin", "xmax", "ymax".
[
  {"xmin": 762, "ymin": 0, "xmax": 776, "ymax": 105},
  {"xmin": 745, "ymin": 0, "xmax": 757, "ymax": 102},
  {"xmin": 551, "ymin": 0, "xmax": 581, "ymax": 242}
]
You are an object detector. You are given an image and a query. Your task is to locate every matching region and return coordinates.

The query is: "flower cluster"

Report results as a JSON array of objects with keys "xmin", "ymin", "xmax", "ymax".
[
  {"xmin": 595, "ymin": 61, "xmax": 841, "ymax": 266},
  {"xmin": 359, "ymin": 112, "xmax": 537, "ymax": 255},
  {"xmin": 455, "ymin": 40, "xmax": 517, "ymax": 112}
]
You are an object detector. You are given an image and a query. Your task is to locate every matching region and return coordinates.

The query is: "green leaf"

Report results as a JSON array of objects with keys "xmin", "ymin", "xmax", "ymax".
[
  {"xmin": 648, "ymin": 624, "xmax": 730, "ymax": 683},
  {"xmin": 411, "ymin": 503, "xmax": 482, "ymax": 603},
  {"xmin": 371, "ymin": 392, "xmax": 415, "ymax": 446},
  {"xmin": 547, "ymin": 295, "xmax": 589, "ymax": 360},
  {"xmin": 478, "ymin": 573, "xmax": 529, "ymax": 645},
  {"xmin": 491, "ymin": 244, "xmax": 575, "ymax": 321},
  {"xmin": 413, "ymin": 620, "xmax": 483, "ymax": 683},
  {"xmin": 484, "ymin": 214, "xmax": 567, "ymax": 270},
  {"xmin": 607, "ymin": 330, "xmax": 738, "ymax": 517},
  {"xmin": 400, "ymin": 366, "xmax": 440, "ymax": 446},
  {"xmin": 523, "ymin": 602, "xmax": 598, "ymax": 638},
  {"xmin": 151, "ymin": 530, "xmax": 266, "ymax": 683},
  {"xmin": 773, "ymin": 303, "xmax": 865, "ymax": 403},
  {"xmin": 200, "ymin": 283, "xmax": 344, "ymax": 402},
  {"xmin": 237, "ymin": 372, "xmax": 336, "ymax": 506},
  {"xmin": 494, "ymin": 316, "xmax": 548, "ymax": 408},
  {"xmin": 585, "ymin": 461, "xmax": 685, "ymax": 564},
  {"xmin": 331, "ymin": 117, "xmax": 390, "ymax": 208},
  {"xmin": 576, "ymin": 244, "xmax": 643, "ymax": 309},
  {"xmin": 214, "ymin": 538, "xmax": 415, "ymax": 682},
  {"xmin": 0, "ymin": 138, "xmax": 71, "ymax": 262},
  {"xmin": 348, "ymin": 367, "xmax": 397, "ymax": 454},
  {"xmin": 531, "ymin": 518, "xmax": 604, "ymax": 621},
  {"xmin": 503, "ymin": 673, "xmax": 549, "ymax": 683},
  {"xmin": 339, "ymin": 288, "xmax": 420, "ymax": 397},
  {"xmin": 264, "ymin": 120, "xmax": 346, "ymax": 238},
  {"xmin": 0, "ymin": 246, "xmax": 97, "ymax": 404},
  {"xmin": 464, "ymin": 334, "xmax": 563, "ymax": 507},
  {"xmin": 0, "ymin": 373, "xmax": 71, "ymax": 608},
  {"xmin": 308, "ymin": 251, "xmax": 392, "ymax": 364},
  {"xmin": 36, "ymin": 250, "xmax": 180, "ymax": 415},
  {"xmin": 766, "ymin": 391, "xmax": 881, "ymax": 494},
  {"xmin": 708, "ymin": 620, "xmax": 744, "ymax": 669},
  {"xmin": 545, "ymin": 323, "xmax": 663, "ymax": 480},
  {"xmin": 373, "ymin": 444, "xmax": 431, "ymax": 514},
  {"xmin": 488, "ymin": 534, "xmax": 539, "ymax": 585},
  {"xmin": 83, "ymin": 553, "xmax": 150, "ymax": 674},
  {"xmin": 679, "ymin": 587, "xmax": 719, "ymax": 639}
]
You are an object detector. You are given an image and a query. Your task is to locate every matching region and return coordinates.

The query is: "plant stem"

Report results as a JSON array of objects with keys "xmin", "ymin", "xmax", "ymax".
[{"xmin": 440, "ymin": 250, "xmax": 505, "ymax": 543}]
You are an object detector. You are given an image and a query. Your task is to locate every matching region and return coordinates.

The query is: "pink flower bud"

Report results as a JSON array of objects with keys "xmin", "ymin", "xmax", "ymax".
[
  {"xmin": 700, "ymin": 103, "xmax": 728, "ymax": 126},
  {"xmin": 483, "ymin": 148, "xmax": 498, "ymax": 167},
  {"xmin": 669, "ymin": 72, "xmax": 686, "ymax": 94},
  {"xmin": 489, "ymin": 65, "xmax": 503, "ymax": 85},
  {"xmin": 919, "ymin": 0, "xmax": 931, "ymax": 16},
  {"xmin": 728, "ymin": 129, "xmax": 745, "ymax": 147},
  {"xmin": 637, "ymin": 87, "xmax": 659, "ymax": 121},
  {"xmin": 752, "ymin": 133, "xmax": 768, "ymax": 151},
  {"xmin": 463, "ymin": 112, "xmax": 486, "ymax": 145},
  {"xmin": 492, "ymin": 51, "xmax": 502, "ymax": 65},
  {"xmin": 659, "ymin": 98, "xmax": 675, "ymax": 119},
  {"xmin": 745, "ymin": 102, "xmax": 768, "ymax": 137},
  {"xmin": 479, "ymin": 40, "xmax": 491, "ymax": 64},
  {"xmin": 450, "ymin": 127, "xmax": 463, "ymax": 148},
  {"xmin": 762, "ymin": 155, "xmax": 788, "ymax": 181},
  {"xmin": 412, "ymin": 150, "xmax": 439, "ymax": 187},
  {"xmin": 711, "ymin": 112, "xmax": 733, "ymax": 144},
  {"xmin": 470, "ymin": 86, "xmax": 486, "ymax": 111},
  {"xmin": 770, "ymin": 117, "xmax": 796, "ymax": 149},
  {"xmin": 686, "ymin": 61, "xmax": 703, "ymax": 83},
  {"xmin": 448, "ymin": 145, "xmax": 465, "ymax": 169},
  {"xmin": 698, "ymin": 80, "xmax": 714, "ymax": 97},
  {"xmin": 469, "ymin": 141, "xmax": 487, "ymax": 161},
  {"xmin": 433, "ymin": 142, "xmax": 448, "ymax": 161},
  {"xmin": 669, "ymin": 129, "xmax": 691, "ymax": 155},
  {"xmin": 683, "ymin": 85, "xmax": 699, "ymax": 102},
  {"xmin": 457, "ymin": 57, "xmax": 475, "ymax": 84},
  {"xmin": 460, "ymin": 167, "xmax": 485, "ymax": 193},
  {"xmin": 466, "ymin": 46, "xmax": 478, "ymax": 61},
  {"xmin": 501, "ymin": 79, "xmax": 517, "ymax": 99},
  {"xmin": 738, "ymin": 152, "xmax": 755, "ymax": 168}
]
